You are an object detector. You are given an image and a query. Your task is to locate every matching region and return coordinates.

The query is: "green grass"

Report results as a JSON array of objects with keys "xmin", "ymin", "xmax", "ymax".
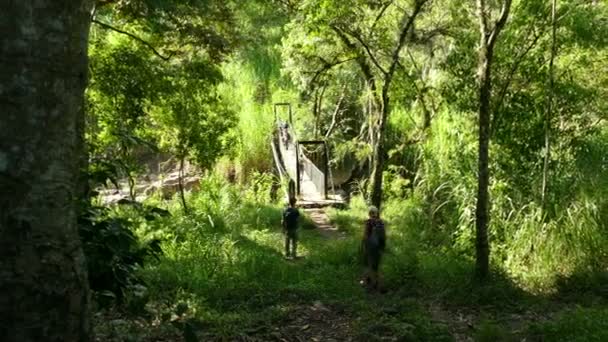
[
  {"xmin": 527, "ymin": 307, "xmax": 608, "ymax": 342},
  {"xmin": 141, "ymin": 216, "xmax": 365, "ymax": 336},
  {"xmin": 96, "ymin": 175, "xmax": 608, "ymax": 341},
  {"xmin": 125, "ymin": 180, "xmax": 455, "ymax": 340}
]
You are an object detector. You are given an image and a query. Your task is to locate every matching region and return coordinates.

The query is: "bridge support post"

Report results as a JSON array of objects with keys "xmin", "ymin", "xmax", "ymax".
[
  {"xmin": 323, "ymin": 142, "xmax": 329, "ymax": 199},
  {"xmin": 295, "ymin": 142, "xmax": 301, "ymax": 196}
]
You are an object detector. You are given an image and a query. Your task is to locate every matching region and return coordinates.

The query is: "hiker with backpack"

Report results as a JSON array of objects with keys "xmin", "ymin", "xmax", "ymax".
[
  {"xmin": 282, "ymin": 197, "xmax": 300, "ymax": 259},
  {"xmin": 361, "ymin": 205, "xmax": 386, "ymax": 291}
]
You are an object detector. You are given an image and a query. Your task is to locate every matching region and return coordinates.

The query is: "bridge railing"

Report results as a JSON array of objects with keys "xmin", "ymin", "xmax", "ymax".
[
  {"xmin": 273, "ymin": 103, "xmax": 330, "ymax": 200},
  {"xmin": 270, "ymin": 136, "xmax": 290, "ymax": 200},
  {"xmin": 300, "ymin": 152, "xmax": 325, "ymax": 197},
  {"xmin": 297, "ymin": 140, "xmax": 329, "ymax": 199}
]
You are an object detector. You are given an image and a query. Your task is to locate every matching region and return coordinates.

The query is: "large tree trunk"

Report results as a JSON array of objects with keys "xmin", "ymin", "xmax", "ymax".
[
  {"xmin": 0, "ymin": 1, "xmax": 94, "ymax": 341},
  {"xmin": 367, "ymin": 1, "xmax": 426, "ymax": 209},
  {"xmin": 370, "ymin": 90, "xmax": 390, "ymax": 209},
  {"xmin": 474, "ymin": 0, "xmax": 512, "ymax": 279},
  {"xmin": 475, "ymin": 48, "xmax": 492, "ymax": 279}
]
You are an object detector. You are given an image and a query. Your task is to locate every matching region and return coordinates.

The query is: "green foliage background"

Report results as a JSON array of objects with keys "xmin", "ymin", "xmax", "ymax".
[{"xmin": 84, "ymin": 0, "xmax": 608, "ymax": 340}]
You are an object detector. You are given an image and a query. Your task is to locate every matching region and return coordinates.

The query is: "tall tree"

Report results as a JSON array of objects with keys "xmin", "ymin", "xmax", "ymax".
[
  {"xmin": 364, "ymin": 0, "xmax": 429, "ymax": 209},
  {"xmin": 0, "ymin": 1, "xmax": 94, "ymax": 340},
  {"xmin": 541, "ymin": 0, "xmax": 558, "ymax": 212},
  {"xmin": 474, "ymin": 0, "xmax": 513, "ymax": 279},
  {"xmin": 282, "ymin": 0, "xmax": 430, "ymax": 208}
]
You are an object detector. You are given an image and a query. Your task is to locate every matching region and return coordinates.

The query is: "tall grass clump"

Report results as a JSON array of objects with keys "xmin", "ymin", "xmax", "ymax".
[
  {"xmin": 496, "ymin": 198, "xmax": 608, "ymax": 291},
  {"xmin": 371, "ymin": 109, "xmax": 608, "ymax": 293},
  {"xmin": 491, "ymin": 128, "xmax": 608, "ymax": 291},
  {"xmin": 409, "ymin": 110, "xmax": 478, "ymax": 251},
  {"xmin": 219, "ymin": 60, "xmax": 276, "ymax": 178}
]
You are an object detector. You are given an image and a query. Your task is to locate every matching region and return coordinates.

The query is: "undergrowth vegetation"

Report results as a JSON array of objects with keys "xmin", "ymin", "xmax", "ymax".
[
  {"xmin": 376, "ymin": 110, "xmax": 608, "ymax": 295},
  {"xmin": 91, "ymin": 168, "xmax": 607, "ymax": 341},
  {"xmin": 93, "ymin": 176, "xmax": 451, "ymax": 340}
]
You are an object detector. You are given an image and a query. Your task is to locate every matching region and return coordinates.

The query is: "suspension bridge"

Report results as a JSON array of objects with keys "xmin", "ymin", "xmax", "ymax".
[{"xmin": 270, "ymin": 103, "xmax": 345, "ymax": 208}]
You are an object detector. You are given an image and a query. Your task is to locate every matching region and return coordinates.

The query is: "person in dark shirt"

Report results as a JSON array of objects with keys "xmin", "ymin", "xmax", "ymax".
[
  {"xmin": 361, "ymin": 205, "xmax": 386, "ymax": 291},
  {"xmin": 282, "ymin": 197, "xmax": 300, "ymax": 258}
]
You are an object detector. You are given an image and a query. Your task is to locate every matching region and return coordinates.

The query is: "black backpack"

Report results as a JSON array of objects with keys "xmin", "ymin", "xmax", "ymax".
[
  {"xmin": 367, "ymin": 219, "xmax": 385, "ymax": 250},
  {"xmin": 283, "ymin": 207, "xmax": 299, "ymax": 230}
]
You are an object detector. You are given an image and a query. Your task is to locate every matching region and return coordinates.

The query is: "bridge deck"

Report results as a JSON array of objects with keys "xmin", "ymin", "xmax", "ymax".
[{"xmin": 274, "ymin": 128, "xmax": 345, "ymax": 207}]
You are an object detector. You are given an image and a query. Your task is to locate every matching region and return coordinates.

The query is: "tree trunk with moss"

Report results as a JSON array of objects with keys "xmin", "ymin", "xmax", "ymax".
[{"xmin": 0, "ymin": 1, "xmax": 94, "ymax": 341}]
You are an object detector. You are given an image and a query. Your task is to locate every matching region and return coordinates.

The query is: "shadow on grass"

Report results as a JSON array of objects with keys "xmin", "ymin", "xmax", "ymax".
[
  {"xmin": 553, "ymin": 267, "xmax": 608, "ymax": 304},
  {"xmin": 326, "ymin": 208, "xmax": 364, "ymax": 235},
  {"xmin": 326, "ymin": 208, "xmax": 540, "ymax": 309},
  {"xmin": 412, "ymin": 252, "xmax": 542, "ymax": 309}
]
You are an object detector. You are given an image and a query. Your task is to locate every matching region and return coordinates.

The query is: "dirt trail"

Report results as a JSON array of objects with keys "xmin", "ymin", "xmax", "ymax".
[
  {"xmin": 264, "ymin": 301, "xmax": 355, "ymax": 342},
  {"xmin": 303, "ymin": 207, "xmax": 346, "ymax": 239}
]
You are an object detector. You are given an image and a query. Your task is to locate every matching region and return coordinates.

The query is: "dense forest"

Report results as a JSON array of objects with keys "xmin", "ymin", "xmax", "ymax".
[{"xmin": 1, "ymin": 0, "xmax": 607, "ymax": 341}]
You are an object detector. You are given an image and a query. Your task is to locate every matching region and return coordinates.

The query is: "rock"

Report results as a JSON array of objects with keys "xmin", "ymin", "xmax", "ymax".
[
  {"xmin": 383, "ymin": 307, "xmax": 399, "ymax": 316},
  {"xmin": 311, "ymin": 301, "xmax": 330, "ymax": 312},
  {"xmin": 141, "ymin": 173, "xmax": 201, "ymax": 199},
  {"xmin": 110, "ymin": 319, "xmax": 128, "ymax": 326}
]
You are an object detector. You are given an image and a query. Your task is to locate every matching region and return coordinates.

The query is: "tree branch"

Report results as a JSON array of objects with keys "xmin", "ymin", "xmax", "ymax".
[
  {"xmin": 412, "ymin": 26, "xmax": 454, "ymax": 43},
  {"xmin": 92, "ymin": 19, "xmax": 174, "ymax": 61},
  {"xmin": 325, "ymin": 88, "xmax": 347, "ymax": 138},
  {"xmin": 370, "ymin": 0, "xmax": 395, "ymax": 33},
  {"xmin": 344, "ymin": 28, "xmax": 388, "ymax": 75},
  {"xmin": 331, "ymin": 25, "xmax": 379, "ymax": 95},
  {"xmin": 305, "ymin": 56, "xmax": 356, "ymax": 90},
  {"xmin": 386, "ymin": 0, "xmax": 428, "ymax": 79},
  {"xmin": 492, "ymin": 27, "xmax": 545, "ymax": 129},
  {"xmin": 477, "ymin": 0, "xmax": 489, "ymax": 44},
  {"xmin": 397, "ymin": 59, "xmax": 436, "ymax": 129},
  {"xmin": 488, "ymin": 0, "xmax": 513, "ymax": 49},
  {"xmin": 314, "ymin": 85, "xmax": 327, "ymax": 138},
  {"xmin": 96, "ymin": 0, "xmax": 116, "ymax": 8},
  {"xmin": 404, "ymin": 50, "xmax": 435, "ymax": 127}
]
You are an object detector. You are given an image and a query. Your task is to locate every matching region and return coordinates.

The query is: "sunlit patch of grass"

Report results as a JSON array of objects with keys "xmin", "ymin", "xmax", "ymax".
[{"xmin": 138, "ymin": 182, "xmax": 377, "ymax": 337}]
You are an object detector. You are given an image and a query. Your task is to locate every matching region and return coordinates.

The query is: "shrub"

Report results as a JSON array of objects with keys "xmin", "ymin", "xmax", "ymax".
[{"xmin": 78, "ymin": 201, "xmax": 164, "ymax": 304}]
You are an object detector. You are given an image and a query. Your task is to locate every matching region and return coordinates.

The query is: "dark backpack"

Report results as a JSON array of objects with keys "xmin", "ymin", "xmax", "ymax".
[
  {"xmin": 367, "ymin": 219, "xmax": 385, "ymax": 250},
  {"xmin": 283, "ymin": 207, "xmax": 299, "ymax": 230}
]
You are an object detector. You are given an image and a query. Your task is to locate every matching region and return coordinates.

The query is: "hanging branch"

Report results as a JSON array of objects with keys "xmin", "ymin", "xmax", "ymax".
[
  {"xmin": 324, "ymin": 88, "xmax": 347, "ymax": 139},
  {"xmin": 305, "ymin": 56, "xmax": 356, "ymax": 91},
  {"xmin": 331, "ymin": 25, "xmax": 381, "ymax": 110},
  {"xmin": 343, "ymin": 28, "xmax": 388, "ymax": 75},
  {"xmin": 92, "ymin": 19, "xmax": 174, "ymax": 61},
  {"xmin": 370, "ymin": 0, "xmax": 395, "ymax": 33},
  {"xmin": 313, "ymin": 85, "xmax": 327, "ymax": 139},
  {"xmin": 386, "ymin": 0, "xmax": 428, "ymax": 78},
  {"xmin": 402, "ymin": 49, "xmax": 436, "ymax": 129},
  {"xmin": 487, "ymin": 0, "xmax": 512, "ymax": 50}
]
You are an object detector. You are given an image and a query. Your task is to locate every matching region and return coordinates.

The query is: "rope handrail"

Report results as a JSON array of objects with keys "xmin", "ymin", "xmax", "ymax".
[
  {"xmin": 274, "ymin": 108, "xmax": 338, "ymax": 201},
  {"xmin": 270, "ymin": 139, "xmax": 290, "ymax": 201}
]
